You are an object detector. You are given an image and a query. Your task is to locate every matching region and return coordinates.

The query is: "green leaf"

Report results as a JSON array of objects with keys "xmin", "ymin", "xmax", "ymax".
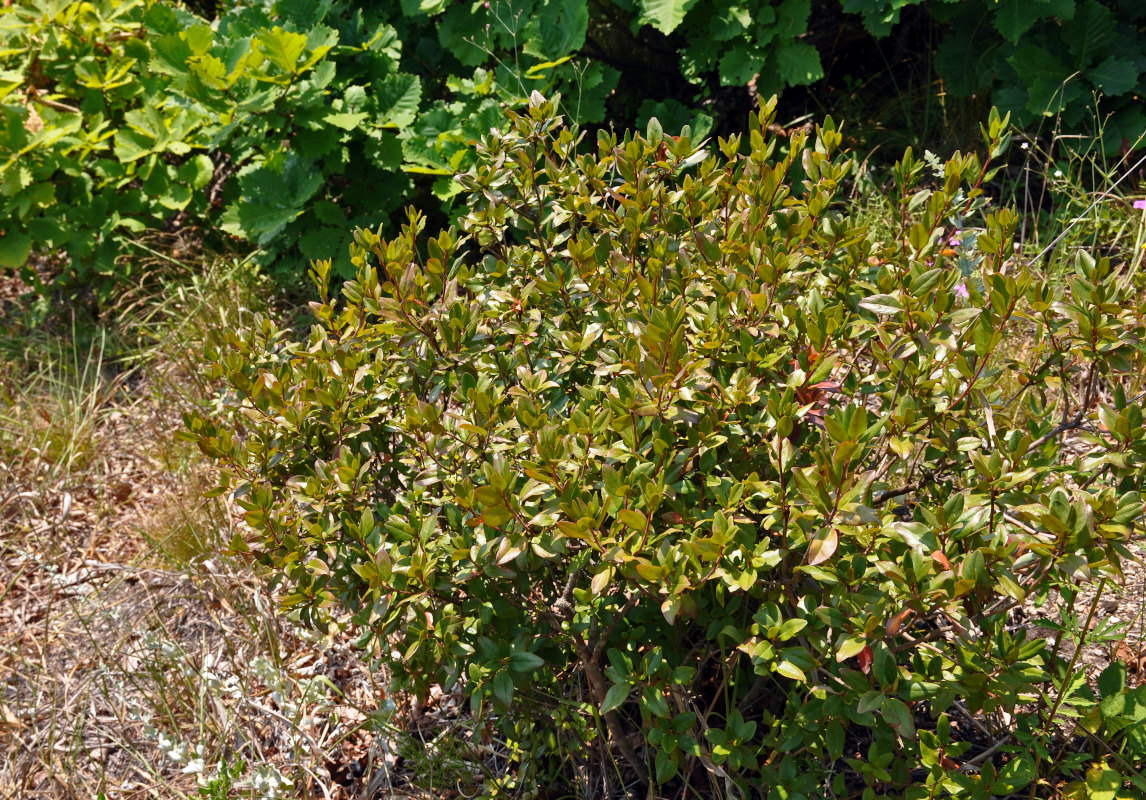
[
  {"xmin": 227, "ymin": 156, "xmax": 324, "ymax": 244},
  {"xmin": 376, "ymin": 73, "xmax": 422, "ymax": 129},
  {"xmin": 1007, "ymin": 46, "xmax": 1075, "ymax": 116},
  {"xmin": 183, "ymin": 24, "xmax": 214, "ymax": 56},
  {"xmin": 481, "ymin": 504, "xmax": 513, "ymax": 527},
  {"xmin": 992, "ymin": 0, "xmax": 1047, "ymax": 43},
  {"xmin": 776, "ymin": 40, "xmax": 823, "ymax": 86},
  {"xmin": 774, "ymin": 660, "xmax": 806, "ymax": 682},
  {"xmin": 1089, "ymin": 55, "xmax": 1140, "ymax": 95},
  {"xmin": 149, "ymin": 34, "xmax": 192, "ymax": 75},
  {"xmin": 1097, "ymin": 661, "xmax": 1126, "ymax": 698},
  {"xmin": 402, "ymin": 165, "xmax": 453, "ymax": 175},
  {"xmin": 1085, "ymin": 762, "xmax": 1121, "ymax": 800},
  {"xmin": 778, "ymin": 617, "xmax": 807, "ymax": 640},
  {"xmin": 277, "ymin": 0, "xmax": 329, "ymax": 28},
  {"xmin": 526, "ymin": 55, "xmax": 574, "ymax": 76},
  {"xmin": 807, "ymin": 527, "xmax": 838, "ymax": 566},
  {"xmin": 323, "ymin": 111, "xmax": 369, "ymax": 131},
  {"xmin": 254, "ymin": 27, "xmax": 309, "ymax": 74},
  {"xmin": 601, "ymin": 682, "xmax": 631, "ymax": 713},
  {"xmin": 639, "ymin": 0, "xmax": 702, "ymax": 34},
  {"xmin": 617, "ymin": 509, "xmax": 647, "ymax": 530},
  {"xmin": 0, "ymin": 229, "xmax": 31, "ymax": 268},
  {"xmin": 508, "ymin": 651, "xmax": 545, "ymax": 672},
  {"xmin": 492, "ymin": 671, "xmax": 514, "ymax": 709},
  {"xmin": 836, "ymin": 637, "xmax": 868, "ymax": 661},
  {"xmin": 177, "ymin": 154, "xmax": 214, "ymax": 190},
  {"xmin": 524, "ymin": 0, "xmax": 589, "ymax": 58},
  {"xmin": 1065, "ymin": 1, "xmax": 1116, "ymax": 67},
  {"xmin": 825, "ymin": 720, "xmax": 845, "ymax": 759},
  {"xmin": 859, "ymin": 294, "xmax": 903, "ymax": 315},
  {"xmin": 995, "ymin": 573, "xmax": 1026, "ymax": 601},
  {"xmin": 857, "ymin": 690, "xmax": 884, "ymax": 714},
  {"xmin": 718, "ymin": 45, "xmax": 765, "ymax": 87},
  {"xmin": 882, "ymin": 697, "xmax": 916, "ymax": 738}
]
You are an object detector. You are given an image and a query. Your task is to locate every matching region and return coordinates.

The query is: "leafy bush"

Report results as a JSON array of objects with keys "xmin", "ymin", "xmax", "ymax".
[
  {"xmin": 928, "ymin": 0, "xmax": 1146, "ymax": 152},
  {"xmin": 421, "ymin": 0, "xmax": 1146, "ymax": 153},
  {"xmin": 189, "ymin": 94, "xmax": 1146, "ymax": 797},
  {"xmin": 5, "ymin": 0, "xmax": 1144, "ymax": 303},
  {"xmin": 0, "ymin": 0, "xmax": 583, "ymax": 294}
]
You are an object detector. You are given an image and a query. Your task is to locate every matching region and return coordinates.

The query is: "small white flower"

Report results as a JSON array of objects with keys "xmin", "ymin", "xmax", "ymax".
[
  {"xmin": 251, "ymin": 764, "xmax": 292, "ymax": 797},
  {"xmin": 182, "ymin": 757, "xmax": 206, "ymax": 775},
  {"xmin": 157, "ymin": 732, "xmax": 188, "ymax": 763},
  {"xmin": 1021, "ymin": 142, "xmax": 1029, "ymax": 150},
  {"xmin": 1054, "ymin": 169, "xmax": 1063, "ymax": 177}
]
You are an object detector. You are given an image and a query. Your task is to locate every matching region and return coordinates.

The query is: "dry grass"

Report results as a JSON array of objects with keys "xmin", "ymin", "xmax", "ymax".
[{"xmin": 0, "ymin": 260, "xmax": 411, "ymax": 800}]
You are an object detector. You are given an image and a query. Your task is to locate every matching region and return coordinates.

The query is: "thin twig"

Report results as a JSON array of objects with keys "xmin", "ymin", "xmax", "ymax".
[{"xmin": 1028, "ymin": 412, "xmax": 1086, "ymax": 451}]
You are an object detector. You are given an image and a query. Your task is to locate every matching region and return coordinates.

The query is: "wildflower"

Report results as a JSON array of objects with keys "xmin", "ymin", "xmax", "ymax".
[
  {"xmin": 252, "ymin": 764, "xmax": 292, "ymax": 797},
  {"xmin": 1134, "ymin": 199, "xmax": 1146, "ymax": 211},
  {"xmin": 182, "ymin": 757, "xmax": 206, "ymax": 775},
  {"xmin": 954, "ymin": 282, "xmax": 969, "ymax": 299},
  {"xmin": 1021, "ymin": 142, "xmax": 1029, "ymax": 150},
  {"xmin": 1054, "ymin": 169, "xmax": 1063, "ymax": 178}
]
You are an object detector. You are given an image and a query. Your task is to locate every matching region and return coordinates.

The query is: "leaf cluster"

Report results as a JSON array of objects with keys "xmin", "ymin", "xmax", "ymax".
[
  {"xmin": 926, "ymin": 0, "xmax": 1146, "ymax": 152},
  {"xmin": 0, "ymin": 0, "xmax": 598, "ymax": 294}
]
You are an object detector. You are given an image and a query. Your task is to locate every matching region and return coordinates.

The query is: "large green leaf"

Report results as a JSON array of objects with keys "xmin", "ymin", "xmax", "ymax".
[
  {"xmin": 639, "ymin": 0, "xmax": 701, "ymax": 34},
  {"xmin": 991, "ymin": 0, "xmax": 1074, "ymax": 43},
  {"xmin": 1089, "ymin": 55, "xmax": 1140, "ymax": 95},
  {"xmin": 523, "ymin": 0, "xmax": 588, "ymax": 58},
  {"xmin": 0, "ymin": 228, "xmax": 31, "ymax": 268},
  {"xmin": 226, "ymin": 155, "xmax": 324, "ymax": 244},
  {"xmin": 253, "ymin": 26, "xmax": 309, "ymax": 73},
  {"xmin": 776, "ymin": 40, "xmax": 822, "ymax": 86},
  {"xmin": 1064, "ymin": 0, "xmax": 1116, "ymax": 67},
  {"xmin": 718, "ymin": 45, "xmax": 763, "ymax": 87},
  {"xmin": 375, "ymin": 73, "xmax": 422, "ymax": 129}
]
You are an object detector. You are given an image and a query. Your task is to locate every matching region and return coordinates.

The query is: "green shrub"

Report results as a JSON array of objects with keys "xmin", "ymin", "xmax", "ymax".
[
  {"xmin": 192, "ymin": 95, "xmax": 1146, "ymax": 797},
  {"xmin": 0, "ymin": 0, "xmax": 581, "ymax": 295},
  {"xmin": 929, "ymin": 0, "xmax": 1146, "ymax": 152}
]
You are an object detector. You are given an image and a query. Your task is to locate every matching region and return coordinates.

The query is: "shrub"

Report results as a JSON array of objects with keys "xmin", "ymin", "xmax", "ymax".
[
  {"xmin": 0, "ymin": 0, "xmax": 582, "ymax": 295},
  {"xmin": 187, "ymin": 95, "xmax": 1146, "ymax": 797},
  {"xmin": 928, "ymin": 0, "xmax": 1146, "ymax": 152}
]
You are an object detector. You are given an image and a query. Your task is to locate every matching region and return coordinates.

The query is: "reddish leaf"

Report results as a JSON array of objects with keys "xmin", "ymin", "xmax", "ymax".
[
  {"xmin": 886, "ymin": 608, "xmax": 912, "ymax": 636},
  {"xmin": 857, "ymin": 646, "xmax": 873, "ymax": 674}
]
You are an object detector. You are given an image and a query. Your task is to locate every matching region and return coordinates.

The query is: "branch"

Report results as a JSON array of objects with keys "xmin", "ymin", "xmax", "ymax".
[
  {"xmin": 27, "ymin": 90, "xmax": 81, "ymax": 115},
  {"xmin": 872, "ymin": 483, "xmax": 918, "ymax": 508},
  {"xmin": 1028, "ymin": 412, "xmax": 1086, "ymax": 451}
]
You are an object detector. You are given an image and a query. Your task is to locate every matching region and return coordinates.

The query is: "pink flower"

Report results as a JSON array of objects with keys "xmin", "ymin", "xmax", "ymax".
[
  {"xmin": 1134, "ymin": 199, "xmax": 1146, "ymax": 210},
  {"xmin": 954, "ymin": 282, "xmax": 969, "ymax": 299}
]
